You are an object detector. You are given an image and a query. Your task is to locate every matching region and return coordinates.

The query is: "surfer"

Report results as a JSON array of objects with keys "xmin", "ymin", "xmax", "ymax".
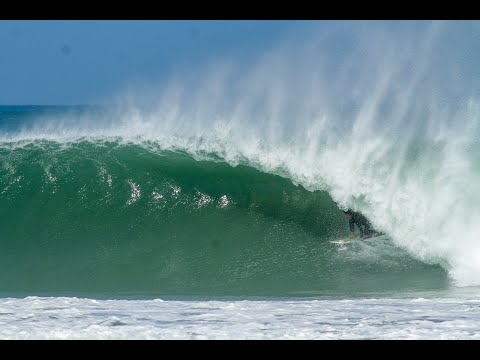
[{"xmin": 343, "ymin": 210, "xmax": 375, "ymax": 240}]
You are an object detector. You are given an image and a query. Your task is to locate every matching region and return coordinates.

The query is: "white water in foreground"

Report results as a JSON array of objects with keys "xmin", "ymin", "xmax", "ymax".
[{"xmin": 1, "ymin": 296, "xmax": 480, "ymax": 339}]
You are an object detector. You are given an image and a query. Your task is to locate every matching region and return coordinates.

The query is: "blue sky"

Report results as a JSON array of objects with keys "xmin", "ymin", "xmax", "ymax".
[
  {"xmin": 2, "ymin": 21, "xmax": 479, "ymax": 107},
  {"xmin": 0, "ymin": 20, "xmax": 299, "ymax": 105}
]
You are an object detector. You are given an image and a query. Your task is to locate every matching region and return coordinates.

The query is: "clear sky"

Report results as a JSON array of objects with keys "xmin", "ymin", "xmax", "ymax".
[
  {"xmin": 0, "ymin": 20, "xmax": 300, "ymax": 105},
  {"xmin": 2, "ymin": 21, "xmax": 479, "ymax": 107}
]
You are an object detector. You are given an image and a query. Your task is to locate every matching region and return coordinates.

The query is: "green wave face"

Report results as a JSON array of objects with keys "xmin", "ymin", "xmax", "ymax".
[{"xmin": 0, "ymin": 141, "xmax": 448, "ymax": 297}]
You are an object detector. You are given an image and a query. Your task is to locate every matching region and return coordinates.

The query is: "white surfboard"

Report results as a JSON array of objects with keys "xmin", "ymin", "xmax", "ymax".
[
  {"xmin": 330, "ymin": 232, "xmax": 384, "ymax": 245},
  {"xmin": 329, "ymin": 239, "xmax": 358, "ymax": 245}
]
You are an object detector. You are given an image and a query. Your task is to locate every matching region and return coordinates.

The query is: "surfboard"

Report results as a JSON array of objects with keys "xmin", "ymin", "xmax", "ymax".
[
  {"xmin": 330, "ymin": 239, "xmax": 362, "ymax": 245},
  {"xmin": 330, "ymin": 232, "xmax": 384, "ymax": 245},
  {"xmin": 329, "ymin": 239, "xmax": 357, "ymax": 245}
]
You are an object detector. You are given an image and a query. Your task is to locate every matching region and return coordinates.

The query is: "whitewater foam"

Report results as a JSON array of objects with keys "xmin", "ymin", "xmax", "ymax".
[{"xmin": 1, "ymin": 296, "xmax": 480, "ymax": 339}]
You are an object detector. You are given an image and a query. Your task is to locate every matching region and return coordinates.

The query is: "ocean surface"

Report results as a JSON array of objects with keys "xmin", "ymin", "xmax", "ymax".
[
  {"xmin": 2, "ymin": 22, "xmax": 480, "ymax": 339},
  {"xmin": 1, "ymin": 103, "xmax": 479, "ymax": 339}
]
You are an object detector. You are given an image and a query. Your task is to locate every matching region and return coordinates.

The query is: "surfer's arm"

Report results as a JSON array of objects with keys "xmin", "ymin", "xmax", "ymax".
[
  {"xmin": 349, "ymin": 220, "xmax": 356, "ymax": 238},
  {"xmin": 358, "ymin": 225, "xmax": 364, "ymax": 239}
]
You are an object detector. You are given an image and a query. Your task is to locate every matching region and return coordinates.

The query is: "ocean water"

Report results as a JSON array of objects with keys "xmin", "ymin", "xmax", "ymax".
[
  {"xmin": 2, "ymin": 21, "xmax": 480, "ymax": 339},
  {"xmin": 0, "ymin": 104, "xmax": 478, "ymax": 339}
]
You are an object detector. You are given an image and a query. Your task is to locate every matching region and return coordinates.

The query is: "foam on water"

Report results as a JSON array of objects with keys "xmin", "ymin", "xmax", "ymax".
[{"xmin": 1, "ymin": 296, "xmax": 480, "ymax": 339}]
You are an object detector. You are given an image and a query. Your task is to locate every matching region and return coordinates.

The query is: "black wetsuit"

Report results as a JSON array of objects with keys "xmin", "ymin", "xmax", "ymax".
[{"xmin": 349, "ymin": 212, "xmax": 373, "ymax": 238}]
